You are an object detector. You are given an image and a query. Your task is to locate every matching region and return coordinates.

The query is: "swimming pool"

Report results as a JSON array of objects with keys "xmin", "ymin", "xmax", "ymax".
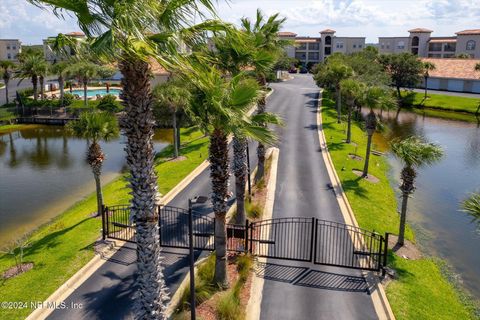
[{"xmin": 70, "ymin": 88, "xmax": 122, "ymax": 97}]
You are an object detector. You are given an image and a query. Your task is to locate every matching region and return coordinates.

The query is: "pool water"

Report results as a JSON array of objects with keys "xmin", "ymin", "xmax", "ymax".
[{"xmin": 70, "ymin": 88, "xmax": 122, "ymax": 97}]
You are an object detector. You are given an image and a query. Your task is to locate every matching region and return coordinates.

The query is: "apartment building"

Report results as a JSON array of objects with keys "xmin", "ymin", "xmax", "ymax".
[
  {"xmin": 378, "ymin": 28, "xmax": 480, "ymax": 59},
  {"xmin": 0, "ymin": 39, "xmax": 22, "ymax": 61},
  {"xmin": 278, "ymin": 29, "xmax": 366, "ymax": 65},
  {"xmin": 43, "ymin": 31, "xmax": 86, "ymax": 62}
]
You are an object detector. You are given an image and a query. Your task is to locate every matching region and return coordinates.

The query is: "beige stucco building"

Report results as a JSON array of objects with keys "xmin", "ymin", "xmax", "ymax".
[
  {"xmin": 278, "ymin": 29, "xmax": 366, "ymax": 65},
  {"xmin": 0, "ymin": 39, "xmax": 22, "ymax": 61},
  {"xmin": 378, "ymin": 28, "xmax": 480, "ymax": 59}
]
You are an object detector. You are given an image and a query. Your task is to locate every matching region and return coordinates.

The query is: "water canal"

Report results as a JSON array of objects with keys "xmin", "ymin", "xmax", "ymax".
[
  {"xmin": 373, "ymin": 110, "xmax": 480, "ymax": 299},
  {"xmin": 0, "ymin": 125, "xmax": 171, "ymax": 245}
]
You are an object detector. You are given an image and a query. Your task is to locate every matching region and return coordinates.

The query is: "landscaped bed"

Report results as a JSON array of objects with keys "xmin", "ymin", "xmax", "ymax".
[
  {"xmin": 321, "ymin": 92, "xmax": 478, "ymax": 320},
  {"xmin": 0, "ymin": 127, "xmax": 209, "ymax": 320}
]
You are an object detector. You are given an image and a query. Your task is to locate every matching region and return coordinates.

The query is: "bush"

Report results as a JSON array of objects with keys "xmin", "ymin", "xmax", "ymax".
[
  {"xmin": 63, "ymin": 93, "xmax": 74, "ymax": 106},
  {"xmin": 245, "ymin": 200, "xmax": 263, "ymax": 219},
  {"xmin": 17, "ymin": 88, "xmax": 34, "ymax": 98},
  {"xmin": 216, "ymin": 290, "xmax": 243, "ymax": 320},
  {"xmin": 97, "ymin": 94, "xmax": 122, "ymax": 113}
]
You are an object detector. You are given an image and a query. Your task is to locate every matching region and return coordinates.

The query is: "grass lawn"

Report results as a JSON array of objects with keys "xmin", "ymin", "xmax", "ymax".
[
  {"xmin": 402, "ymin": 90, "xmax": 480, "ymax": 114},
  {"xmin": 322, "ymin": 92, "xmax": 477, "ymax": 320},
  {"xmin": 0, "ymin": 124, "xmax": 34, "ymax": 133},
  {"xmin": 0, "ymin": 127, "xmax": 209, "ymax": 319}
]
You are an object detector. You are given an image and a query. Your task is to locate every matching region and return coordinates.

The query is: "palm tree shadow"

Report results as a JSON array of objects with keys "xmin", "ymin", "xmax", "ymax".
[{"xmin": 342, "ymin": 176, "xmax": 369, "ymax": 198}]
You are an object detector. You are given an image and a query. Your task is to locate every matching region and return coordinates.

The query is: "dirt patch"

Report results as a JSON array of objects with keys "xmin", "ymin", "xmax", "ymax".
[
  {"xmin": 348, "ymin": 153, "xmax": 363, "ymax": 161},
  {"xmin": 352, "ymin": 169, "xmax": 380, "ymax": 183},
  {"xmin": 2, "ymin": 263, "xmax": 34, "ymax": 279},
  {"xmin": 169, "ymin": 156, "xmax": 187, "ymax": 162},
  {"xmin": 388, "ymin": 234, "xmax": 422, "ymax": 260}
]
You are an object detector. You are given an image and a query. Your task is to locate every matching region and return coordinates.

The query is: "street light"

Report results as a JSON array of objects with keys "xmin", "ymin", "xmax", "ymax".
[{"xmin": 187, "ymin": 196, "xmax": 208, "ymax": 320}]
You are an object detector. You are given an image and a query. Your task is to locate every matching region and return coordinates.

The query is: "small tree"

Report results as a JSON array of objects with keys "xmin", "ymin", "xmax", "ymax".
[
  {"xmin": 68, "ymin": 61, "xmax": 99, "ymax": 107},
  {"xmin": 67, "ymin": 112, "xmax": 119, "ymax": 217},
  {"xmin": 153, "ymin": 80, "xmax": 191, "ymax": 158},
  {"xmin": 0, "ymin": 234, "xmax": 32, "ymax": 274},
  {"xmin": 0, "ymin": 60, "xmax": 15, "ymax": 105},
  {"xmin": 340, "ymin": 79, "xmax": 363, "ymax": 144},
  {"xmin": 422, "ymin": 61, "xmax": 436, "ymax": 99},
  {"xmin": 51, "ymin": 61, "xmax": 72, "ymax": 107},
  {"xmin": 17, "ymin": 50, "xmax": 46, "ymax": 101},
  {"xmin": 391, "ymin": 136, "xmax": 443, "ymax": 246},
  {"xmin": 379, "ymin": 53, "xmax": 423, "ymax": 100}
]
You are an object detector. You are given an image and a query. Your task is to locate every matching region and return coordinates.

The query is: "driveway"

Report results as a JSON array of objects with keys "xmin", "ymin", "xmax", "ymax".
[{"xmin": 258, "ymin": 74, "xmax": 378, "ymax": 320}]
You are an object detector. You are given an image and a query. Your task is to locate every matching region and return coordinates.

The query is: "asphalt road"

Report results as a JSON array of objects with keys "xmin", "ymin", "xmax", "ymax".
[
  {"xmin": 258, "ymin": 74, "xmax": 378, "ymax": 320},
  {"xmin": 0, "ymin": 77, "xmax": 58, "ymax": 105}
]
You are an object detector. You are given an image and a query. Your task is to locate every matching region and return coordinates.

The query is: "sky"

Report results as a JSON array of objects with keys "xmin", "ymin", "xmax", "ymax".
[{"xmin": 1, "ymin": 0, "xmax": 480, "ymax": 44}]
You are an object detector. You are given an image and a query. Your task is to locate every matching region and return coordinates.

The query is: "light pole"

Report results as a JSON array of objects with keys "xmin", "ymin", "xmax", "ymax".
[
  {"xmin": 187, "ymin": 196, "xmax": 208, "ymax": 320},
  {"xmin": 246, "ymin": 144, "xmax": 251, "ymax": 197}
]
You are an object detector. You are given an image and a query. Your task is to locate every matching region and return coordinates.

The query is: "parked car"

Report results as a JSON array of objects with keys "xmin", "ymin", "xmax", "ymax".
[
  {"xmin": 288, "ymin": 67, "xmax": 297, "ymax": 73},
  {"xmin": 299, "ymin": 67, "xmax": 308, "ymax": 74}
]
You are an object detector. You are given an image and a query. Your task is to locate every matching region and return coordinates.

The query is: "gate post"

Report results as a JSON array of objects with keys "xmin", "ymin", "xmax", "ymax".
[
  {"xmin": 309, "ymin": 217, "xmax": 316, "ymax": 262},
  {"xmin": 245, "ymin": 220, "xmax": 249, "ymax": 254},
  {"xmin": 382, "ymin": 233, "xmax": 389, "ymax": 276}
]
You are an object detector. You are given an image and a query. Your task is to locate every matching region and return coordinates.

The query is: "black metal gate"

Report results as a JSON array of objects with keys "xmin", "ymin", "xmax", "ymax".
[{"xmin": 102, "ymin": 205, "xmax": 388, "ymax": 272}]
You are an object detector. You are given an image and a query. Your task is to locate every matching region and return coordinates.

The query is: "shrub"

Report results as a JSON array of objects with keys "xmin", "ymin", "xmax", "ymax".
[
  {"xmin": 63, "ymin": 93, "xmax": 74, "ymax": 106},
  {"xmin": 97, "ymin": 94, "xmax": 122, "ymax": 113},
  {"xmin": 246, "ymin": 200, "xmax": 263, "ymax": 219},
  {"xmin": 216, "ymin": 290, "xmax": 243, "ymax": 320},
  {"xmin": 17, "ymin": 88, "xmax": 34, "ymax": 98}
]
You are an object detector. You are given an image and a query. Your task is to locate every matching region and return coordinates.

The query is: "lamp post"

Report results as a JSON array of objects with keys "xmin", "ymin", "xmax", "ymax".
[
  {"xmin": 187, "ymin": 196, "xmax": 208, "ymax": 320},
  {"xmin": 246, "ymin": 144, "xmax": 252, "ymax": 197}
]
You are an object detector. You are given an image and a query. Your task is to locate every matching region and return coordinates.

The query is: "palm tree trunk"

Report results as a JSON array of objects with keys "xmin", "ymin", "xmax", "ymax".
[
  {"xmin": 255, "ymin": 95, "xmax": 266, "ymax": 182},
  {"xmin": 32, "ymin": 75, "xmax": 38, "ymax": 101},
  {"xmin": 209, "ymin": 128, "xmax": 229, "ymax": 287},
  {"xmin": 172, "ymin": 111, "xmax": 178, "ymax": 158},
  {"xmin": 59, "ymin": 76, "xmax": 65, "ymax": 107},
  {"xmin": 336, "ymin": 86, "xmax": 341, "ymax": 123},
  {"xmin": 398, "ymin": 166, "xmax": 416, "ymax": 246},
  {"xmin": 119, "ymin": 58, "xmax": 168, "ymax": 319},
  {"xmin": 4, "ymin": 78, "xmax": 9, "ymax": 104},
  {"xmin": 40, "ymin": 76, "xmax": 45, "ymax": 101},
  {"xmin": 93, "ymin": 166, "xmax": 104, "ymax": 217},
  {"xmin": 398, "ymin": 193, "xmax": 409, "ymax": 246},
  {"xmin": 83, "ymin": 81, "xmax": 88, "ymax": 107},
  {"xmin": 362, "ymin": 133, "xmax": 373, "ymax": 177},
  {"xmin": 233, "ymin": 136, "xmax": 247, "ymax": 224},
  {"xmin": 346, "ymin": 99, "xmax": 353, "ymax": 143},
  {"xmin": 87, "ymin": 141, "xmax": 105, "ymax": 217},
  {"xmin": 176, "ymin": 126, "xmax": 181, "ymax": 152},
  {"xmin": 424, "ymin": 76, "xmax": 428, "ymax": 100}
]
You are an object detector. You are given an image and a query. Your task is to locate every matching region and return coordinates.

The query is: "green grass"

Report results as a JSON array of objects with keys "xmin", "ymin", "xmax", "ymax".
[
  {"xmin": 0, "ymin": 124, "xmax": 34, "ymax": 133},
  {"xmin": 402, "ymin": 91, "xmax": 480, "ymax": 115},
  {"xmin": 322, "ymin": 92, "xmax": 477, "ymax": 320},
  {"xmin": 0, "ymin": 127, "xmax": 209, "ymax": 320}
]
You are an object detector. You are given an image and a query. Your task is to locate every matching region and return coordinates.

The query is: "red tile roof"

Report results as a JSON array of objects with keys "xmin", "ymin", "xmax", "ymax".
[
  {"xmin": 65, "ymin": 31, "xmax": 85, "ymax": 37},
  {"xmin": 456, "ymin": 29, "xmax": 480, "ymax": 35},
  {"xmin": 408, "ymin": 28, "xmax": 433, "ymax": 33},
  {"xmin": 149, "ymin": 58, "xmax": 171, "ymax": 75},
  {"xmin": 278, "ymin": 31, "xmax": 297, "ymax": 37},
  {"xmin": 320, "ymin": 29, "xmax": 336, "ymax": 33},
  {"xmin": 420, "ymin": 58, "xmax": 480, "ymax": 80}
]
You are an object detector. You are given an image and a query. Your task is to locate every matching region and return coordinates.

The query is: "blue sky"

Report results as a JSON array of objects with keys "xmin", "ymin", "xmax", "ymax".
[{"xmin": 1, "ymin": 0, "xmax": 479, "ymax": 44}]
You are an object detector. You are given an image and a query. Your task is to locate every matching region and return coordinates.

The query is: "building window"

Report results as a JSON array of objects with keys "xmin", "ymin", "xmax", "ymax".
[
  {"xmin": 429, "ymin": 43, "xmax": 442, "ymax": 51},
  {"xmin": 397, "ymin": 41, "xmax": 405, "ymax": 49},
  {"xmin": 308, "ymin": 43, "xmax": 319, "ymax": 50},
  {"xmin": 324, "ymin": 47, "xmax": 331, "ymax": 55},
  {"xmin": 295, "ymin": 52, "xmax": 306, "ymax": 61},
  {"xmin": 412, "ymin": 36, "xmax": 419, "ymax": 46},
  {"xmin": 386, "ymin": 43, "xmax": 390, "ymax": 49},
  {"xmin": 353, "ymin": 44, "xmax": 356, "ymax": 48},
  {"xmin": 336, "ymin": 42, "xmax": 344, "ymax": 49},
  {"xmin": 6, "ymin": 45, "xmax": 10, "ymax": 50},
  {"xmin": 297, "ymin": 43, "xmax": 307, "ymax": 50},
  {"xmin": 325, "ymin": 36, "xmax": 331, "ymax": 45},
  {"xmin": 466, "ymin": 40, "xmax": 476, "ymax": 51},
  {"xmin": 308, "ymin": 52, "xmax": 319, "ymax": 60},
  {"xmin": 359, "ymin": 44, "xmax": 363, "ymax": 48},
  {"xmin": 7, "ymin": 53, "xmax": 11, "ymax": 59},
  {"xmin": 381, "ymin": 43, "xmax": 385, "ymax": 49},
  {"xmin": 444, "ymin": 43, "xmax": 456, "ymax": 52}
]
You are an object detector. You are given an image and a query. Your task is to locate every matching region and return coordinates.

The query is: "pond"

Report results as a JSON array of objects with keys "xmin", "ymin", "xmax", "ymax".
[
  {"xmin": 0, "ymin": 125, "xmax": 172, "ymax": 245},
  {"xmin": 373, "ymin": 110, "xmax": 480, "ymax": 299}
]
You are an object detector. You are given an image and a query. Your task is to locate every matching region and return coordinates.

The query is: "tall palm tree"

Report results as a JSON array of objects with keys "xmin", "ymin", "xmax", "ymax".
[
  {"xmin": 17, "ymin": 50, "xmax": 45, "ymax": 101},
  {"xmin": 177, "ymin": 56, "xmax": 276, "ymax": 286},
  {"xmin": 68, "ymin": 61, "xmax": 98, "ymax": 107},
  {"xmin": 153, "ymin": 79, "xmax": 191, "ymax": 158},
  {"xmin": 391, "ymin": 136, "xmax": 443, "ymax": 246},
  {"xmin": 28, "ymin": 0, "xmax": 220, "ymax": 317},
  {"xmin": 241, "ymin": 10, "xmax": 287, "ymax": 182},
  {"xmin": 0, "ymin": 60, "xmax": 15, "ymax": 104},
  {"xmin": 340, "ymin": 78, "xmax": 363, "ymax": 144},
  {"xmin": 360, "ymin": 86, "xmax": 395, "ymax": 178},
  {"xmin": 315, "ymin": 59, "xmax": 353, "ymax": 123},
  {"xmin": 67, "ymin": 111, "xmax": 119, "ymax": 217},
  {"xmin": 422, "ymin": 61, "xmax": 436, "ymax": 99},
  {"xmin": 50, "ymin": 61, "xmax": 71, "ymax": 107},
  {"xmin": 37, "ymin": 62, "xmax": 50, "ymax": 101}
]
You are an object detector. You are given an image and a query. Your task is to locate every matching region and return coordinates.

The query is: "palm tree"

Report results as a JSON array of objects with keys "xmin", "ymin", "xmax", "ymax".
[
  {"xmin": 360, "ymin": 86, "xmax": 395, "ymax": 178},
  {"xmin": 241, "ymin": 10, "xmax": 287, "ymax": 182},
  {"xmin": 50, "ymin": 61, "xmax": 71, "ymax": 107},
  {"xmin": 340, "ymin": 78, "xmax": 363, "ymax": 144},
  {"xmin": 28, "ymin": 0, "xmax": 220, "ymax": 317},
  {"xmin": 68, "ymin": 61, "xmax": 98, "ymax": 107},
  {"xmin": 0, "ymin": 60, "xmax": 15, "ymax": 104},
  {"xmin": 67, "ymin": 112, "xmax": 119, "ymax": 217},
  {"xmin": 422, "ymin": 61, "xmax": 436, "ymax": 99},
  {"xmin": 391, "ymin": 136, "xmax": 443, "ymax": 246},
  {"xmin": 37, "ymin": 62, "xmax": 50, "ymax": 101},
  {"xmin": 153, "ymin": 79, "xmax": 191, "ymax": 158},
  {"xmin": 461, "ymin": 193, "xmax": 480, "ymax": 223},
  {"xmin": 177, "ymin": 56, "xmax": 276, "ymax": 286},
  {"xmin": 17, "ymin": 50, "xmax": 45, "ymax": 101},
  {"xmin": 315, "ymin": 59, "xmax": 353, "ymax": 123}
]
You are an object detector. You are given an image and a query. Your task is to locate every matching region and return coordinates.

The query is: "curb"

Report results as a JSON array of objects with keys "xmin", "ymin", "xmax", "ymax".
[
  {"xmin": 245, "ymin": 147, "xmax": 279, "ymax": 320},
  {"xmin": 316, "ymin": 90, "xmax": 396, "ymax": 320}
]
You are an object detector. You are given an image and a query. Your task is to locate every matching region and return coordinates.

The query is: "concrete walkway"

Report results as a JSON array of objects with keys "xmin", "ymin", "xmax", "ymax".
[{"xmin": 257, "ymin": 75, "xmax": 378, "ymax": 320}]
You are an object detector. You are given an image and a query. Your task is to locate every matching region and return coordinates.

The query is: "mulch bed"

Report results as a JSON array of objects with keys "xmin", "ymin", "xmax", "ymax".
[
  {"xmin": 348, "ymin": 153, "xmax": 363, "ymax": 161},
  {"xmin": 352, "ymin": 169, "xmax": 380, "ymax": 183},
  {"xmin": 2, "ymin": 263, "xmax": 34, "ymax": 279},
  {"xmin": 388, "ymin": 235, "xmax": 422, "ymax": 260}
]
